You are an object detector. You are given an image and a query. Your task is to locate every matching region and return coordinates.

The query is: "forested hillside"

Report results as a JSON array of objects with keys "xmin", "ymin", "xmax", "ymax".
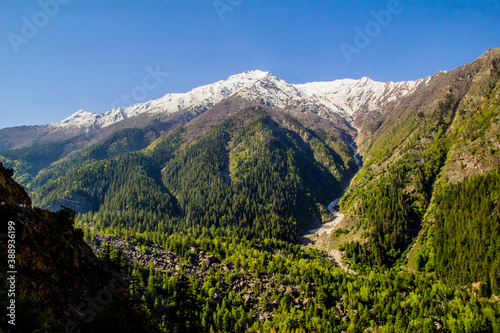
[
  {"xmin": 32, "ymin": 107, "xmax": 357, "ymax": 242},
  {"xmin": 0, "ymin": 106, "xmax": 193, "ymax": 187},
  {"xmin": 1, "ymin": 49, "xmax": 500, "ymax": 332},
  {"xmin": 338, "ymin": 49, "xmax": 500, "ymax": 286}
]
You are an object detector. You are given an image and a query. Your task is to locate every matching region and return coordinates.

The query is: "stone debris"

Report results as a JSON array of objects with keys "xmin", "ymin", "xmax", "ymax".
[{"xmin": 91, "ymin": 233, "xmax": 345, "ymax": 322}]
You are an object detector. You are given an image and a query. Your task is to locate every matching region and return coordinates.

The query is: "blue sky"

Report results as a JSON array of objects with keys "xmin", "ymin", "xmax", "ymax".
[{"xmin": 0, "ymin": 0, "xmax": 499, "ymax": 129}]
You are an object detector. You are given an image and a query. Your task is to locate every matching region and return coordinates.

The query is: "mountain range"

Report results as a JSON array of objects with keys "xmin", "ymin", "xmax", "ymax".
[
  {"xmin": 0, "ymin": 69, "xmax": 435, "ymax": 151},
  {"xmin": 1, "ymin": 48, "xmax": 500, "ymax": 332}
]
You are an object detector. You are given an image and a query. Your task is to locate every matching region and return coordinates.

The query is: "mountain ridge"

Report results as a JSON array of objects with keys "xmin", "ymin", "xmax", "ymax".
[
  {"xmin": 54, "ymin": 71, "xmax": 432, "ymax": 130},
  {"xmin": 326, "ymin": 48, "xmax": 500, "ymax": 275},
  {"xmin": 1, "ymin": 48, "xmax": 500, "ymax": 333},
  {"xmin": 0, "ymin": 70, "xmax": 434, "ymax": 151}
]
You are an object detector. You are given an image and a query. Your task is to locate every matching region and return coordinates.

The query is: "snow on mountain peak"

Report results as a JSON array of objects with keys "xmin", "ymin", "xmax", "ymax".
[
  {"xmin": 52, "ymin": 70, "xmax": 432, "ymax": 130},
  {"xmin": 52, "ymin": 71, "xmax": 271, "ymax": 130},
  {"xmin": 59, "ymin": 110, "xmax": 98, "ymax": 126},
  {"xmin": 140, "ymin": 69, "xmax": 273, "ymax": 116},
  {"xmin": 228, "ymin": 70, "xmax": 271, "ymax": 81},
  {"xmin": 294, "ymin": 76, "xmax": 428, "ymax": 116}
]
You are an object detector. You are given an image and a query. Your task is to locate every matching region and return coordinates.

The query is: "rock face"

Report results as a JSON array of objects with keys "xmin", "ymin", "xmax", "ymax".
[
  {"xmin": 46, "ymin": 193, "xmax": 93, "ymax": 214},
  {"xmin": 0, "ymin": 162, "xmax": 31, "ymax": 207}
]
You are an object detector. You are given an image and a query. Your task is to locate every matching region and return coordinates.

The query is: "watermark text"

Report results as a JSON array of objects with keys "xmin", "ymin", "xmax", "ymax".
[
  {"xmin": 340, "ymin": 0, "xmax": 403, "ymax": 63},
  {"xmin": 6, "ymin": 221, "xmax": 17, "ymax": 326},
  {"xmin": 213, "ymin": 0, "xmax": 243, "ymax": 22},
  {"xmin": 8, "ymin": 0, "xmax": 71, "ymax": 54},
  {"xmin": 110, "ymin": 65, "xmax": 169, "ymax": 110}
]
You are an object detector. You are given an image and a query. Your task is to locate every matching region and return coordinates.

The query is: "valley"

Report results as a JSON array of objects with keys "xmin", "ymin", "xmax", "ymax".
[{"xmin": 1, "ymin": 48, "xmax": 500, "ymax": 332}]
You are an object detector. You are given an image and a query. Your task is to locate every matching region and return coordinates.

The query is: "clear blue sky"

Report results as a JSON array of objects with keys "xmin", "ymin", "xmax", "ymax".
[{"xmin": 0, "ymin": 0, "xmax": 499, "ymax": 129}]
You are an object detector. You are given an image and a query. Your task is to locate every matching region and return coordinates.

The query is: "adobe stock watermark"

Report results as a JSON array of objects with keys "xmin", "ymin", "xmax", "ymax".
[
  {"xmin": 213, "ymin": 0, "xmax": 243, "ymax": 22},
  {"xmin": 6, "ymin": 221, "xmax": 17, "ymax": 326},
  {"xmin": 340, "ymin": 0, "xmax": 404, "ymax": 63},
  {"xmin": 7, "ymin": 0, "xmax": 71, "ymax": 54},
  {"xmin": 110, "ymin": 65, "xmax": 169, "ymax": 110}
]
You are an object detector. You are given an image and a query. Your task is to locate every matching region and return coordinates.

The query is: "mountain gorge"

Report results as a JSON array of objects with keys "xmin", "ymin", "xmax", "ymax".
[{"xmin": 1, "ymin": 49, "xmax": 500, "ymax": 332}]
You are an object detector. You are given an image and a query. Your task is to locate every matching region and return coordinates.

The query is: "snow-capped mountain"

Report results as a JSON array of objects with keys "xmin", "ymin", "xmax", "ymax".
[
  {"xmin": 59, "ymin": 110, "xmax": 98, "ymax": 127},
  {"xmin": 295, "ymin": 76, "xmax": 434, "ymax": 117},
  {"xmin": 52, "ymin": 70, "xmax": 433, "ymax": 131},
  {"xmin": 52, "ymin": 70, "xmax": 272, "ymax": 130}
]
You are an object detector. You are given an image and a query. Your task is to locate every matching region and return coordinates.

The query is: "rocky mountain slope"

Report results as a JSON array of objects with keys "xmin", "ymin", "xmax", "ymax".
[
  {"xmin": 329, "ymin": 48, "xmax": 500, "ymax": 290},
  {"xmin": 0, "ymin": 70, "xmax": 430, "ymax": 151},
  {"xmin": 0, "ymin": 69, "xmax": 433, "ymax": 193},
  {"xmin": 1, "ymin": 49, "xmax": 500, "ymax": 333}
]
